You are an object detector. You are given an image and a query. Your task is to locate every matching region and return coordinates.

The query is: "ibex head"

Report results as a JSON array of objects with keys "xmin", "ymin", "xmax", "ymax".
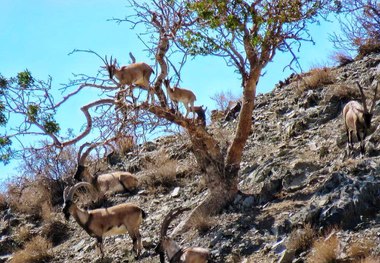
[{"xmin": 356, "ymin": 81, "xmax": 378, "ymax": 127}]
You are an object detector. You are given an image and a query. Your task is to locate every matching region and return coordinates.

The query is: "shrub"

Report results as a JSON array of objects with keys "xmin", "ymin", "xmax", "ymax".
[
  {"xmin": 7, "ymin": 178, "xmax": 53, "ymax": 220},
  {"xmin": 41, "ymin": 220, "xmax": 70, "ymax": 246},
  {"xmin": 357, "ymin": 41, "xmax": 380, "ymax": 59},
  {"xmin": 306, "ymin": 232, "xmax": 339, "ymax": 263},
  {"xmin": 304, "ymin": 67, "xmax": 336, "ymax": 90},
  {"xmin": 140, "ymin": 152, "xmax": 179, "ymax": 189},
  {"xmin": 0, "ymin": 192, "xmax": 7, "ymax": 211},
  {"xmin": 11, "ymin": 235, "xmax": 52, "ymax": 263},
  {"xmin": 14, "ymin": 225, "xmax": 33, "ymax": 245},
  {"xmin": 287, "ymin": 224, "xmax": 317, "ymax": 254},
  {"xmin": 347, "ymin": 237, "xmax": 376, "ymax": 260},
  {"xmin": 189, "ymin": 212, "xmax": 215, "ymax": 234},
  {"xmin": 330, "ymin": 51, "xmax": 354, "ymax": 66}
]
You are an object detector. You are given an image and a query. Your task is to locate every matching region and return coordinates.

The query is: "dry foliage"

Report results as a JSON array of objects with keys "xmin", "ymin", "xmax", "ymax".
[
  {"xmin": 210, "ymin": 90, "xmax": 240, "ymax": 111},
  {"xmin": 357, "ymin": 41, "xmax": 380, "ymax": 59},
  {"xmin": 41, "ymin": 220, "xmax": 70, "ymax": 246},
  {"xmin": 287, "ymin": 224, "xmax": 317, "ymax": 254},
  {"xmin": 330, "ymin": 51, "xmax": 354, "ymax": 67},
  {"xmin": 14, "ymin": 225, "xmax": 33, "ymax": 245},
  {"xmin": 307, "ymin": 232, "xmax": 340, "ymax": 263},
  {"xmin": 140, "ymin": 152, "xmax": 179, "ymax": 189},
  {"xmin": 347, "ymin": 238, "xmax": 376, "ymax": 260},
  {"xmin": 11, "ymin": 235, "xmax": 52, "ymax": 263},
  {"xmin": 0, "ymin": 192, "xmax": 7, "ymax": 211},
  {"xmin": 359, "ymin": 256, "xmax": 380, "ymax": 263},
  {"xmin": 303, "ymin": 67, "xmax": 336, "ymax": 91},
  {"xmin": 7, "ymin": 179, "xmax": 53, "ymax": 220},
  {"xmin": 189, "ymin": 212, "xmax": 216, "ymax": 234}
]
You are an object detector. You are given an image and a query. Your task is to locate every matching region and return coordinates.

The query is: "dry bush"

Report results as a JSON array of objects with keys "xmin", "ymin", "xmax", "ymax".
[
  {"xmin": 0, "ymin": 192, "xmax": 7, "ymax": 211},
  {"xmin": 357, "ymin": 41, "xmax": 380, "ymax": 59},
  {"xmin": 11, "ymin": 235, "xmax": 52, "ymax": 263},
  {"xmin": 287, "ymin": 224, "xmax": 317, "ymax": 254},
  {"xmin": 303, "ymin": 67, "xmax": 336, "ymax": 90},
  {"xmin": 307, "ymin": 232, "xmax": 340, "ymax": 263},
  {"xmin": 14, "ymin": 225, "xmax": 33, "ymax": 245},
  {"xmin": 347, "ymin": 238, "xmax": 376, "ymax": 261},
  {"xmin": 41, "ymin": 220, "xmax": 70, "ymax": 246},
  {"xmin": 210, "ymin": 90, "xmax": 239, "ymax": 111},
  {"xmin": 189, "ymin": 212, "xmax": 216, "ymax": 234},
  {"xmin": 140, "ymin": 152, "xmax": 179, "ymax": 189},
  {"xmin": 7, "ymin": 178, "xmax": 53, "ymax": 220},
  {"xmin": 359, "ymin": 256, "xmax": 380, "ymax": 263},
  {"xmin": 330, "ymin": 51, "xmax": 354, "ymax": 66}
]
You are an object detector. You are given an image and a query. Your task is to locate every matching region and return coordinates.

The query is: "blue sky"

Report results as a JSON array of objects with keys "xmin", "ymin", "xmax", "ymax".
[{"xmin": 0, "ymin": 0, "xmax": 341, "ymax": 185}]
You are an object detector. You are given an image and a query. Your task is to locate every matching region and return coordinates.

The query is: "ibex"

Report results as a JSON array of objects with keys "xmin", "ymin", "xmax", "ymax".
[
  {"xmin": 62, "ymin": 182, "xmax": 146, "ymax": 258},
  {"xmin": 163, "ymin": 79, "xmax": 197, "ymax": 120},
  {"xmin": 155, "ymin": 207, "xmax": 210, "ymax": 263},
  {"xmin": 74, "ymin": 165, "xmax": 139, "ymax": 196},
  {"xmin": 343, "ymin": 81, "xmax": 378, "ymax": 155},
  {"xmin": 74, "ymin": 143, "xmax": 139, "ymax": 197},
  {"xmin": 105, "ymin": 56, "xmax": 154, "ymax": 103}
]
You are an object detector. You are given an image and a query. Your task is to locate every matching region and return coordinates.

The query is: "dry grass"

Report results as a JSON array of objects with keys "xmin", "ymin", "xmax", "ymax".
[
  {"xmin": 189, "ymin": 212, "xmax": 216, "ymax": 234},
  {"xmin": 11, "ymin": 235, "xmax": 52, "ymax": 263},
  {"xmin": 7, "ymin": 179, "xmax": 53, "ymax": 220},
  {"xmin": 359, "ymin": 256, "xmax": 380, "ymax": 263},
  {"xmin": 304, "ymin": 67, "xmax": 336, "ymax": 90},
  {"xmin": 322, "ymin": 84, "xmax": 360, "ymax": 104},
  {"xmin": 0, "ymin": 192, "xmax": 7, "ymax": 211},
  {"xmin": 14, "ymin": 225, "xmax": 33, "ymax": 245},
  {"xmin": 357, "ymin": 41, "xmax": 380, "ymax": 59},
  {"xmin": 330, "ymin": 51, "xmax": 354, "ymax": 66},
  {"xmin": 41, "ymin": 220, "xmax": 70, "ymax": 246},
  {"xmin": 140, "ymin": 152, "xmax": 179, "ymax": 189},
  {"xmin": 296, "ymin": 67, "xmax": 336, "ymax": 96},
  {"xmin": 306, "ymin": 232, "xmax": 340, "ymax": 263},
  {"xmin": 287, "ymin": 224, "xmax": 317, "ymax": 254},
  {"xmin": 347, "ymin": 238, "xmax": 376, "ymax": 261}
]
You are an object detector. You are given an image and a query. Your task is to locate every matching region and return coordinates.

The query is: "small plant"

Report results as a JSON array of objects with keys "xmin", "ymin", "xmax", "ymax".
[
  {"xmin": 347, "ymin": 237, "xmax": 376, "ymax": 261},
  {"xmin": 306, "ymin": 231, "xmax": 340, "ymax": 263},
  {"xmin": 304, "ymin": 67, "xmax": 336, "ymax": 90},
  {"xmin": 0, "ymin": 192, "xmax": 7, "ymax": 211},
  {"xmin": 14, "ymin": 225, "xmax": 33, "ymax": 245},
  {"xmin": 7, "ymin": 178, "xmax": 53, "ymax": 220},
  {"xmin": 11, "ymin": 235, "xmax": 53, "ymax": 263},
  {"xmin": 189, "ymin": 212, "xmax": 215, "ymax": 234},
  {"xmin": 330, "ymin": 51, "xmax": 354, "ymax": 66},
  {"xmin": 357, "ymin": 41, "xmax": 380, "ymax": 59},
  {"xmin": 140, "ymin": 152, "xmax": 179, "ymax": 190},
  {"xmin": 41, "ymin": 220, "xmax": 70, "ymax": 246},
  {"xmin": 287, "ymin": 224, "xmax": 317, "ymax": 254}
]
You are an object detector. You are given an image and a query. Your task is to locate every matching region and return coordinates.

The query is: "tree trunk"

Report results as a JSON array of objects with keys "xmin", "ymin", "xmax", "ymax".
[{"xmin": 173, "ymin": 69, "xmax": 260, "ymax": 235}]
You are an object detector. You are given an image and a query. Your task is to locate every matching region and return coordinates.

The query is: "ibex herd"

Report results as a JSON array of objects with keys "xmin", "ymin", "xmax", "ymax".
[{"xmin": 61, "ymin": 55, "xmax": 379, "ymax": 261}]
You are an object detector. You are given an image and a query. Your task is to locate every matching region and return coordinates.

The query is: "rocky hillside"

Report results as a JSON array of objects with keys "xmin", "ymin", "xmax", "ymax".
[{"xmin": 1, "ymin": 53, "xmax": 380, "ymax": 263}]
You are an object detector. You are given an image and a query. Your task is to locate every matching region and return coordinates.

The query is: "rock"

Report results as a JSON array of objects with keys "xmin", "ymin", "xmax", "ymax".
[{"xmin": 171, "ymin": 187, "xmax": 180, "ymax": 197}]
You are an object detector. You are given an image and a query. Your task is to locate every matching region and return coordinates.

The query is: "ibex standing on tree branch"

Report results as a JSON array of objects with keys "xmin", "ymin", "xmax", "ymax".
[
  {"xmin": 343, "ymin": 81, "xmax": 378, "ymax": 156},
  {"xmin": 163, "ymin": 79, "xmax": 197, "ymax": 120},
  {"xmin": 105, "ymin": 56, "xmax": 155, "ymax": 103},
  {"xmin": 62, "ymin": 182, "xmax": 146, "ymax": 259},
  {"xmin": 155, "ymin": 207, "xmax": 210, "ymax": 263}
]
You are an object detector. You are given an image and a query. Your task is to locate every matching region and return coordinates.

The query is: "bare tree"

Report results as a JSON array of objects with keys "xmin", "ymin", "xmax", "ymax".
[{"xmin": 331, "ymin": 0, "xmax": 380, "ymax": 55}]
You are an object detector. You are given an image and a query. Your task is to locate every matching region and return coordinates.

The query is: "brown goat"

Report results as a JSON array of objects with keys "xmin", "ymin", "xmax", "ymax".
[
  {"xmin": 74, "ymin": 164, "xmax": 139, "ymax": 196},
  {"xmin": 343, "ymin": 81, "xmax": 378, "ymax": 155},
  {"xmin": 163, "ymin": 79, "xmax": 197, "ymax": 120},
  {"xmin": 155, "ymin": 207, "xmax": 210, "ymax": 263},
  {"xmin": 62, "ymin": 182, "xmax": 146, "ymax": 258},
  {"xmin": 105, "ymin": 56, "xmax": 154, "ymax": 103}
]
